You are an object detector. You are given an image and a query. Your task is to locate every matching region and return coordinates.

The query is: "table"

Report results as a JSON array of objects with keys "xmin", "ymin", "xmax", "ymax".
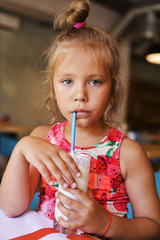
[
  {"xmin": 0, "ymin": 208, "xmax": 98, "ymax": 240},
  {"xmin": 0, "ymin": 125, "xmax": 34, "ymax": 137},
  {"xmin": 141, "ymin": 143, "xmax": 160, "ymax": 160}
]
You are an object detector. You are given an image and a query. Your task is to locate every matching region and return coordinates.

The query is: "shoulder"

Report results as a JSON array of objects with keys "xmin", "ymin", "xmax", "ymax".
[
  {"xmin": 120, "ymin": 137, "xmax": 146, "ymax": 159},
  {"xmin": 120, "ymin": 138, "xmax": 160, "ymax": 222},
  {"xmin": 119, "ymin": 137, "xmax": 151, "ymax": 179},
  {"xmin": 30, "ymin": 121, "xmax": 65, "ymax": 140},
  {"xmin": 30, "ymin": 125, "xmax": 52, "ymax": 139}
]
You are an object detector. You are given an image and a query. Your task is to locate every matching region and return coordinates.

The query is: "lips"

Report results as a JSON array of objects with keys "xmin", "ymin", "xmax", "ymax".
[{"xmin": 74, "ymin": 110, "xmax": 89, "ymax": 118}]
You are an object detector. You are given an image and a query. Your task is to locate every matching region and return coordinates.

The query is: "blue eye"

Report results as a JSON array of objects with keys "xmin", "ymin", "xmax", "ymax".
[
  {"xmin": 90, "ymin": 80, "xmax": 101, "ymax": 86},
  {"xmin": 62, "ymin": 79, "xmax": 72, "ymax": 85}
]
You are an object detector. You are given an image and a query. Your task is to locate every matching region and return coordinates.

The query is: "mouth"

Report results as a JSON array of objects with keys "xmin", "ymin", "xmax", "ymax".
[{"xmin": 73, "ymin": 110, "xmax": 89, "ymax": 118}]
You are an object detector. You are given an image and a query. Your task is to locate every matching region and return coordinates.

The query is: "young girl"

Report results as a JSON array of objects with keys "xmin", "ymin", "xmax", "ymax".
[{"xmin": 0, "ymin": 0, "xmax": 160, "ymax": 239}]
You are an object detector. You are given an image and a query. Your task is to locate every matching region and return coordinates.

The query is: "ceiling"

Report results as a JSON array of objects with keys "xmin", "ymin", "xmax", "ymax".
[
  {"xmin": 0, "ymin": 0, "xmax": 160, "ymax": 57},
  {"xmin": 94, "ymin": 0, "xmax": 160, "ymax": 13},
  {"xmin": 93, "ymin": 0, "xmax": 160, "ymax": 58}
]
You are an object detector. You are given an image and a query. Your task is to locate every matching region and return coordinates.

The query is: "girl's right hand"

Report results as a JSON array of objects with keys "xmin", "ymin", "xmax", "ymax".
[{"xmin": 18, "ymin": 136, "xmax": 81, "ymax": 188}]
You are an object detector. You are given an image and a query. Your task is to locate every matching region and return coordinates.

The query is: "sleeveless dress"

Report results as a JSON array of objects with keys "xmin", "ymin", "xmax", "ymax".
[{"xmin": 37, "ymin": 121, "xmax": 129, "ymax": 219}]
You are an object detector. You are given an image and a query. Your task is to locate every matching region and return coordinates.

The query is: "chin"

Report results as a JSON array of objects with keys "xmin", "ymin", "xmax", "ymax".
[{"xmin": 76, "ymin": 119, "xmax": 92, "ymax": 128}]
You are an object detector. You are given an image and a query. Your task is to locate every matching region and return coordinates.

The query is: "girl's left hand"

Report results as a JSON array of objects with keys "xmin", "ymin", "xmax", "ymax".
[{"xmin": 56, "ymin": 187, "xmax": 109, "ymax": 235}]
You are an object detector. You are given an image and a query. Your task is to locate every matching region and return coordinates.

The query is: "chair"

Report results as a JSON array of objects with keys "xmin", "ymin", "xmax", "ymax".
[
  {"xmin": 0, "ymin": 134, "xmax": 18, "ymax": 157},
  {"xmin": 29, "ymin": 192, "xmax": 39, "ymax": 211}
]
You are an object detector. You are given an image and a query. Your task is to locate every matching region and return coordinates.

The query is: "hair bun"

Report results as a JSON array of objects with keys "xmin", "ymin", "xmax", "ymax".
[{"xmin": 54, "ymin": 0, "xmax": 90, "ymax": 31}]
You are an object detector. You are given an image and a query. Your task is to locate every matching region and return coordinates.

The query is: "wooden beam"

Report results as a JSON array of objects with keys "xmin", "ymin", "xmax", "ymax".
[
  {"xmin": 0, "ymin": 12, "xmax": 21, "ymax": 30},
  {"xmin": 0, "ymin": 0, "xmax": 70, "ymax": 23}
]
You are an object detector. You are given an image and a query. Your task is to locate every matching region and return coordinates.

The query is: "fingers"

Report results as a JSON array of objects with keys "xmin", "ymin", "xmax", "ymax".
[
  {"xmin": 57, "ymin": 190, "xmax": 84, "ymax": 212},
  {"xmin": 36, "ymin": 160, "xmax": 53, "ymax": 185},
  {"xmin": 35, "ymin": 156, "xmax": 75, "ymax": 188},
  {"xmin": 40, "ymin": 143, "xmax": 81, "ymax": 187},
  {"xmin": 62, "ymin": 187, "xmax": 90, "ymax": 205},
  {"xmin": 56, "ymin": 188, "xmax": 110, "ymax": 235},
  {"xmin": 56, "ymin": 189, "xmax": 93, "ymax": 231},
  {"xmin": 58, "ymin": 201, "xmax": 80, "ymax": 222},
  {"xmin": 49, "ymin": 151, "xmax": 81, "ymax": 188},
  {"xmin": 36, "ymin": 153, "xmax": 81, "ymax": 188},
  {"xmin": 58, "ymin": 216, "xmax": 81, "ymax": 231},
  {"xmin": 22, "ymin": 136, "xmax": 81, "ymax": 188},
  {"xmin": 37, "ymin": 143, "xmax": 79, "ymax": 187},
  {"xmin": 56, "ymin": 195, "xmax": 84, "ymax": 231},
  {"xmin": 39, "ymin": 157, "xmax": 67, "ymax": 187},
  {"xmin": 58, "ymin": 151, "xmax": 81, "ymax": 177}
]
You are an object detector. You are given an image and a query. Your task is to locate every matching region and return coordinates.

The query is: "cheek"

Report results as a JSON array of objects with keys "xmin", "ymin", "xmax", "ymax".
[
  {"xmin": 54, "ymin": 85, "xmax": 63, "ymax": 102},
  {"xmin": 94, "ymin": 91, "xmax": 110, "ymax": 107},
  {"xmin": 93, "ymin": 95, "xmax": 111, "ymax": 116},
  {"xmin": 55, "ymin": 97, "xmax": 64, "ymax": 109},
  {"xmin": 55, "ymin": 94, "xmax": 69, "ymax": 115}
]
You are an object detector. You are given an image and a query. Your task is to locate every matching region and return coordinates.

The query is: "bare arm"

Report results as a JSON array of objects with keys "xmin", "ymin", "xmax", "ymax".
[
  {"xmin": 56, "ymin": 138, "xmax": 160, "ymax": 239},
  {"xmin": 0, "ymin": 126, "xmax": 49, "ymax": 217},
  {"xmin": 102, "ymin": 139, "xmax": 160, "ymax": 239},
  {"xmin": 110, "ymin": 138, "xmax": 160, "ymax": 239},
  {"xmin": 0, "ymin": 125, "xmax": 81, "ymax": 218}
]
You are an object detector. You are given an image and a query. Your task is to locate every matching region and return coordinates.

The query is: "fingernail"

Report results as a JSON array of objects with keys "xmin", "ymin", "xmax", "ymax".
[
  {"xmin": 49, "ymin": 180, "xmax": 54, "ymax": 186},
  {"xmin": 71, "ymin": 182, "xmax": 77, "ymax": 188},
  {"xmin": 76, "ymin": 172, "xmax": 81, "ymax": 177},
  {"xmin": 55, "ymin": 191, "xmax": 58, "ymax": 197},
  {"xmin": 63, "ymin": 182, "xmax": 69, "ymax": 189}
]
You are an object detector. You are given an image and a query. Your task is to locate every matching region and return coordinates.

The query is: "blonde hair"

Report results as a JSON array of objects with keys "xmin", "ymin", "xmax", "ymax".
[{"xmin": 45, "ymin": 0, "xmax": 123, "ymax": 126}]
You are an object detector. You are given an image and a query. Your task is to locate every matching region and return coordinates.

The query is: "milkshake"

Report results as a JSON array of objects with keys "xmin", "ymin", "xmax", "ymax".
[{"xmin": 54, "ymin": 153, "xmax": 91, "ymax": 234}]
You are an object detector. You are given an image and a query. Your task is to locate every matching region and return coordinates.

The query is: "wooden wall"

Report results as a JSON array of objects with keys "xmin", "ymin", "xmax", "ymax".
[{"xmin": 127, "ymin": 57, "xmax": 160, "ymax": 132}]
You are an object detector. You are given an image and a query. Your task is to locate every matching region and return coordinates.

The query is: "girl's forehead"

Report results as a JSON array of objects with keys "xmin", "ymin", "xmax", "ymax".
[
  {"xmin": 54, "ymin": 45, "xmax": 111, "ymax": 76},
  {"xmin": 55, "ymin": 51, "xmax": 99, "ymax": 76},
  {"xmin": 56, "ymin": 47, "xmax": 93, "ymax": 65}
]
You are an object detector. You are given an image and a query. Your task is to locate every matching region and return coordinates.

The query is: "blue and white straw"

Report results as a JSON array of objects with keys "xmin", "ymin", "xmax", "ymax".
[{"xmin": 71, "ymin": 112, "xmax": 77, "ymax": 153}]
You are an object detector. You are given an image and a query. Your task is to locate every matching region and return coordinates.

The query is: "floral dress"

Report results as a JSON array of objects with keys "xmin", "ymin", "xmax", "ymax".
[{"xmin": 37, "ymin": 121, "xmax": 129, "ymax": 219}]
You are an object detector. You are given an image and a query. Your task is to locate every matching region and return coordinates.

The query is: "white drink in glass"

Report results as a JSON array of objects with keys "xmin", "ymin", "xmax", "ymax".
[{"xmin": 54, "ymin": 153, "xmax": 91, "ymax": 234}]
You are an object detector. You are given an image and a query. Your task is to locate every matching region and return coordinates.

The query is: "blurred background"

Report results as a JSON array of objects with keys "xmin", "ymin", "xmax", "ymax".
[{"xmin": 0, "ymin": 0, "xmax": 160, "ymax": 181}]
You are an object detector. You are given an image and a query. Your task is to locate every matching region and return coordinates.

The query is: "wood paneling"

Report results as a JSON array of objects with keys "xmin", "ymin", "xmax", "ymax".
[{"xmin": 127, "ymin": 80, "xmax": 160, "ymax": 131}]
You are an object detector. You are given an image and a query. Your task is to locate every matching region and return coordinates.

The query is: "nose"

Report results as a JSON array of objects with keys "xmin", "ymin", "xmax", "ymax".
[{"xmin": 74, "ymin": 86, "xmax": 88, "ymax": 102}]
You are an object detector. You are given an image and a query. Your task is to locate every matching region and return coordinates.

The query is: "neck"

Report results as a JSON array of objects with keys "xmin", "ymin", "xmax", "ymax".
[{"xmin": 64, "ymin": 120, "xmax": 110, "ymax": 148}]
